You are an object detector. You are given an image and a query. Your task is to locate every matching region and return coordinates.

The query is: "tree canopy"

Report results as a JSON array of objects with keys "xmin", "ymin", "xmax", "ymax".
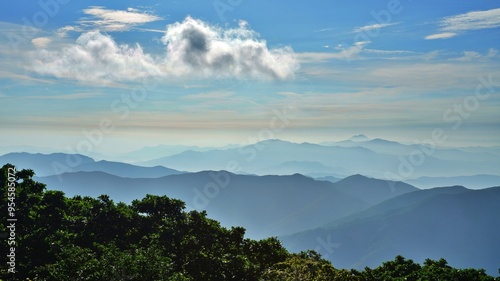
[{"xmin": 0, "ymin": 164, "xmax": 498, "ymax": 281}]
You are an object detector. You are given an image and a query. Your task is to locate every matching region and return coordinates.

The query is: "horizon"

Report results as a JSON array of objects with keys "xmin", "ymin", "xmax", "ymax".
[
  {"xmin": 2, "ymin": 134, "xmax": 500, "ymax": 158},
  {"xmin": 1, "ymin": 1, "xmax": 499, "ymax": 153}
]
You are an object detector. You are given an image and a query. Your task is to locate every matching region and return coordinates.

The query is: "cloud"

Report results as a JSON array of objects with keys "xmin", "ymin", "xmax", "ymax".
[
  {"xmin": 161, "ymin": 17, "xmax": 297, "ymax": 80},
  {"xmin": 56, "ymin": 25, "xmax": 82, "ymax": 38},
  {"xmin": 441, "ymin": 8, "xmax": 500, "ymax": 32},
  {"xmin": 24, "ymin": 92, "xmax": 103, "ymax": 100},
  {"xmin": 182, "ymin": 91, "xmax": 234, "ymax": 100},
  {"xmin": 296, "ymin": 42, "xmax": 369, "ymax": 63},
  {"xmin": 79, "ymin": 6, "xmax": 163, "ymax": 32},
  {"xmin": 425, "ymin": 32, "xmax": 457, "ymax": 40},
  {"xmin": 453, "ymin": 48, "xmax": 498, "ymax": 61},
  {"xmin": 30, "ymin": 17, "xmax": 297, "ymax": 83},
  {"xmin": 426, "ymin": 8, "xmax": 500, "ymax": 39},
  {"xmin": 31, "ymin": 37, "xmax": 51, "ymax": 48},
  {"xmin": 353, "ymin": 22, "xmax": 399, "ymax": 33},
  {"xmin": 363, "ymin": 49, "xmax": 415, "ymax": 55},
  {"xmin": 31, "ymin": 31, "xmax": 161, "ymax": 84}
]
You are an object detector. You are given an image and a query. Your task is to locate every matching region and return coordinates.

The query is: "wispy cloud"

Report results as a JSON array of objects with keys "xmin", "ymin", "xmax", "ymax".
[
  {"xmin": 25, "ymin": 92, "xmax": 103, "ymax": 100},
  {"xmin": 79, "ymin": 6, "xmax": 163, "ymax": 31},
  {"xmin": 426, "ymin": 8, "xmax": 500, "ymax": 39},
  {"xmin": 363, "ymin": 49, "xmax": 415, "ymax": 55},
  {"xmin": 182, "ymin": 91, "xmax": 234, "ymax": 100},
  {"xmin": 441, "ymin": 8, "xmax": 500, "ymax": 32},
  {"xmin": 314, "ymin": 27, "xmax": 335, "ymax": 33},
  {"xmin": 56, "ymin": 6, "xmax": 163, "ymax": 37},
  {"xmin": 296, "ymin": 42, "xmax": 368, "ymax": 63},
  {"xmin": 425, "ymin": 32, "xmax": 457, "ymax": 40},
  {"xmin": 452, "ymin": 48, "xmax": 498, "ymax": 61},
  {"xmin": 353, "ymin": 22, "xmax": 399, "ymax": 33},
  {"xmin": 0, "ymin": 70, "xmax": 54, "ymax": 84}
]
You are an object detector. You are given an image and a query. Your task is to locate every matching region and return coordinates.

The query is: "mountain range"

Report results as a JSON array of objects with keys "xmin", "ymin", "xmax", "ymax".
[
  {"xmin": 0, "ymin": 152, "xmax": 182, "ymax": 178},
  {"xmin": 34, "ymin": 170, "xmax": 417, "ymax": 239},
  {"xmin": 280, "ymin": 186, "xmax": 500, "ymax": 276},
  {"xmin": 138, "ymin": 138, "xmax": 500, "ymax": 182},
  {"xmin": 1, "ymin": 135, "xmax": 499, "ymax": 275}
]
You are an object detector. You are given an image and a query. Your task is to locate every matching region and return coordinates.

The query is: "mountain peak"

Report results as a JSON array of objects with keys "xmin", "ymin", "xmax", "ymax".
[{"xmin": 349, "ymin": 134, "xmax": 370, "ymax": 142}]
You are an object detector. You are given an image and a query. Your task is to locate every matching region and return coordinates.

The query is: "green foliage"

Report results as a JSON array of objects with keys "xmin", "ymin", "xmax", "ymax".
[
  {"xmin": 261, "ymin": 250, "xmax": 338, "ymax": 280},
  {"xmin": 0, "ymin": 164, "xmax": 497, "ymax": 281}
]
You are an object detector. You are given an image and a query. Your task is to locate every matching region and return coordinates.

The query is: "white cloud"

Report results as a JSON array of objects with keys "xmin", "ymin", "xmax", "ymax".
[
  {"xmin": 425, "ymin": 32, "xmax": 457, "ymax": 40},
  {"xmin": 161, "ymin": 17, "xmax": 297, "ymax": 80},
  {"xmin": 363, "ymin": 49, "xmax": 415, "ymax": 55},
  {"xmin": 455, "ymin": 51, "xmax": 482, "ymax": 61},
  {"xmin": 426, "ymin": 8, "xmax": 500, "ymax": 39},
  {"xmin": 353, "ymin": 22, "xmax": 399, "ymax": 33},
  {"xmin": 441, "ymin": 8, "xmax": 500, "ymax": 32},
  {"xmin": 182, "ymin": 91, "xmax": 234, "ymax": 100},
  {"xmin": 296, "ymin": 42, "xmax": 369, "ymax": 63},
  {"xmin": 453, "ymin": 48, "xmax": 499, "ymax": 61},
  {"xmin": 31, "ymin": 31, "xmax": 161, "ymax": 84},
  {"xmin": 80, "ymin": 6, "xmax": 163, "ymax": 32},
  {"xmin": 24, "ymin": 92, "xmax": 102, "ymax": 100},
  {"xmin": 30, "ymin": 17, "xmax": 297, "ymax": 83},
  {"xmin": 56, "ymin": 25, "xmax": 82, "ymax": 38},
  {"xmin": 31, "ymin": 37, "xmax": 51, "ymax": 48}
]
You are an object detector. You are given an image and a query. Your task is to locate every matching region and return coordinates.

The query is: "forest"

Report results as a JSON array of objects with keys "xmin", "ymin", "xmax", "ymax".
[{"xmin": 1, "ymin": 164, "xmax": 498, "ymax": 281}]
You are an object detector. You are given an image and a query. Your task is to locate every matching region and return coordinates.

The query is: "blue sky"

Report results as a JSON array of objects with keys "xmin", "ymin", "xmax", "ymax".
[{"xmin": 0, "ymin": 0, "xmax": 499, "ymax": 154}]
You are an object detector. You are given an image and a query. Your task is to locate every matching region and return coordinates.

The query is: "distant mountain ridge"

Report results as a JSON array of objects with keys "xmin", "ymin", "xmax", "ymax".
[
  {"xmin": 139, "ymin": 139, "xmax": 500, "ymax": 179},
  {"xmin": 0, "ymin": 152, "xmax": 182, "ymax": 178},
  {"xmin": 35, "ymin": 171, "xmax": 418, "ymax": 239},
  {"xmin": 280, "ymin": 186, "xmax": 500, "ymax": 276}
]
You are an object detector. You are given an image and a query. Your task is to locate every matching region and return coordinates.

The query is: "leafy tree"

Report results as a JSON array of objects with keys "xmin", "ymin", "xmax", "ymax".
[
  {"xmin": 1, "ymin": 164, "xmax": 498, "ymax": 281},
  {"xmin": 261, "ymin": 250, "xmax": 338, "ymax": 280}
]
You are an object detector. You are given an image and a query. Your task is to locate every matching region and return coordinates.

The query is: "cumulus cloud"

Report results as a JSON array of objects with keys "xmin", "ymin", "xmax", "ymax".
[
  {"xmin": 31, "ymin": 31, "xmax": 161, "ymax": 83},
  {"xmin": 161, "ymin": 17, "xmax": 297, "ymax": 80},
  {"xmin": 32, "ymin": 17, "xmax": 297, "ymax": 83}
]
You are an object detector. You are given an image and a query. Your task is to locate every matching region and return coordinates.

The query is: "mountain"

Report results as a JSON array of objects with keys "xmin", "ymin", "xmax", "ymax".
[
  {"xmin": 139, "ymin": 139, "xmax": 500, "ymax": 178},
  {"xmin": 257, "ymin": 161, "xmax": 353, "ymax": 177},
  {"xmin": 0, "ymin": 152, "xmax": 95, "ymax": 176},
  {"xmin": 406, "ymin": 174, "xmax": 500, "ymax": 190},
  {"xmin": 333, "ymin": 174, "xmax": 418, "ymax": 205},
  {"xmin": 116, "ymin": 144, "xmax": 240, "ymax": 163},
  {"xmin": 280, "ymin": 186, "xmax": 500, "ymax": 276},
  {"xmin": 325, "ymin": 138, "xmax": 500, "ymax": 163},
  {"xmin": 35, "ymin": 171, "xmax": 417, "ymax": 239},
  {"xmin": 349, "ymin": 134, "xmax": 371, "ymax": 142},
  {"xmin": 75, "ymin": 160, "xmax": 183, "ymax": 178},
  {"xmin": 0, "ymin": 152, "xmax": 182, "ymax": 178},
  {"xmin": 313, "ymin": 175, "xmax": 342, "ymax": 183}
]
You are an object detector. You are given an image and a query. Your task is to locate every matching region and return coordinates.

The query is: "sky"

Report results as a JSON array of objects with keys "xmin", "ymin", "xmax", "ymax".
[{"xmin": 0, "ymin": 0, "xmax": 499, "ymax": 155}]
